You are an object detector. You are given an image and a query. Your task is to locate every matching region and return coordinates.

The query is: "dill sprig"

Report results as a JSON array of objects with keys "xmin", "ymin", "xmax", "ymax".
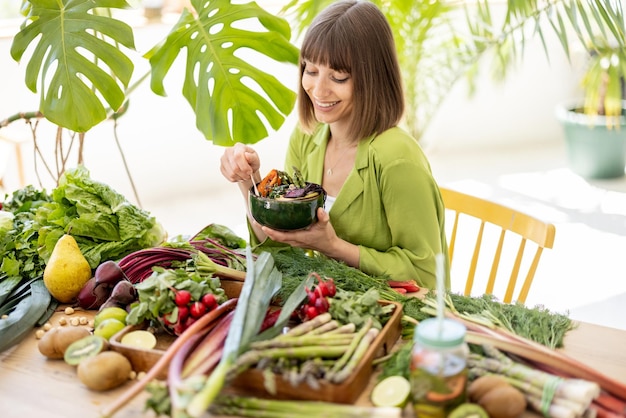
[
  {"xmin": 263, "ymin": 247, "xmax": 401, "ymax": 302},
  {"xmin": 263, "ymin": 247, "xmax": 574, "ymax": 349}
]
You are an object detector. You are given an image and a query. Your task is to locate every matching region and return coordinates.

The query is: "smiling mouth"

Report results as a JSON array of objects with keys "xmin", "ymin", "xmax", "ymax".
[{"xmin": 315, "ymin": 100, "xmax": 339, "ymax": 108}]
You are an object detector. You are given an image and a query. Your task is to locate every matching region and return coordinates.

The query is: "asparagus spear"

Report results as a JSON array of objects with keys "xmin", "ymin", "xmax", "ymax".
[
  {"xmin": 325, "ymin": 316, "xmax": 373, "ymax": 381},
  {"xmin": 308, "ymin": 320, "xmax": 339, "ymax": 335},
  {"xmin": 330, "ymin": 327, "xmax": 380, "ymax": 383},
  {"xmin": 279, "ymin": 312, "xmax": 332, "ymax": 338},
  {"xmin": 250, "ymin": 333, "xmax": 355, "ymax": 349},
  {"xmin": 210, "ymin": 395, "xmax": 402, "ymax": 418}
]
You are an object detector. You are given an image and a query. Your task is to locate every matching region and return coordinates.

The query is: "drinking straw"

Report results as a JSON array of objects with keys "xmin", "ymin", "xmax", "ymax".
[{"xmin": 435, "ymin": 253, "xmax": 445, "ymax": 337}]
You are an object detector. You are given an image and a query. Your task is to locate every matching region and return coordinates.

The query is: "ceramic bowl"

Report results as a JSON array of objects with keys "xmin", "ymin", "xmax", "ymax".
[{"xmin": 249, "ymin": 185, "xmax": 326, "ymax": 231}]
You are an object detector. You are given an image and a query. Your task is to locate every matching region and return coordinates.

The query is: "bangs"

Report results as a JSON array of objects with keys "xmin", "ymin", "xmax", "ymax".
[{"xmin": 300, "ymin": 23, "xmax": 352, "ymax": 73}]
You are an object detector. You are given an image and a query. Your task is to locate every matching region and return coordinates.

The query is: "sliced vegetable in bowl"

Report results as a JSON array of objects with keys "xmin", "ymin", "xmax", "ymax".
[{"xmin": 249, "ymin": 167, "xmax": 326, "ymax": 231}]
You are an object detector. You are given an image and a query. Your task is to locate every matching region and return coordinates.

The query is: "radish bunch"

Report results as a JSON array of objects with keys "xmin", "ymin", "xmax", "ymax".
[
  {"xmin": 165, "ymin": 289, "xmax": 220, "ymax": 336},
  {"xmin": 298, "ymin": 275, "xmax": 337, "ymax": 321}
]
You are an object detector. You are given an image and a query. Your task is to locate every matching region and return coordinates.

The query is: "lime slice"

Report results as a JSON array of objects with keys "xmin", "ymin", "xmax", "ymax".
[
  {"xmin": 371, "ymin": 375, "xmax": 411, "ymax": 408},
  {"xmin": 120, "ymin": 330, "xmax": 157, "ymax": 350}
]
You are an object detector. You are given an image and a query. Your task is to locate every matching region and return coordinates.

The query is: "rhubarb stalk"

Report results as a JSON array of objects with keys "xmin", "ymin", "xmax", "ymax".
[{"xmin": 99, "ymin": 297, "xmax": 238, "ymax": 418}]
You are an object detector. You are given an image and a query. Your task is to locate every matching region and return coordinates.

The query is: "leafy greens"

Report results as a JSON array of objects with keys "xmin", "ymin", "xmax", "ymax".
[{"xmin": 35, "ymin": 165, "xmax": 166, "ymax": 268}]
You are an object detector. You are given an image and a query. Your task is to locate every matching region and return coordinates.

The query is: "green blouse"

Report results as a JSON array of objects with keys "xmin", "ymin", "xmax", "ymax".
[{"xmin": 283, "ymin": 124, "xmax": 449, "ymax": 289}]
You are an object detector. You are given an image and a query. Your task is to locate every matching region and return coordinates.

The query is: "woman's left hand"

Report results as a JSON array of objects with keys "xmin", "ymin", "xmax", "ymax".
[{"xmin": 260, "ymin": 208, "xmax": 338, "ymax": 254}]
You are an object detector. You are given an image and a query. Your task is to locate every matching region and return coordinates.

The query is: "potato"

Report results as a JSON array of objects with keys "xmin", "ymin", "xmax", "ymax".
[
  {"xmin": 38, "ymin": 326, "xmax": 92, "ymax": 359},
  {"xmin": 77, "ymin": 351, "xmax": 132, "ymax": 391}
]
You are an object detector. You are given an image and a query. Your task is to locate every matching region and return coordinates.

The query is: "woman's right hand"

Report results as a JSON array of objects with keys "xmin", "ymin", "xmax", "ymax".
[{"xmin": 220, "ymin": 143, "xmax": 261, "ymax": 183}]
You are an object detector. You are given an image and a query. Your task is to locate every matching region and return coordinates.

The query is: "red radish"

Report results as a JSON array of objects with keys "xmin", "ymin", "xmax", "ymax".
[
  {"xmin": 317, "ymin": 281, "xmax": 330, "ymax": 297},
  {"xmin": 306, "ymin": 287, "xmax": 317, "ymax": 304},
  {"xmin": 174, "ymin": 290, "xmax": 192, "ymax": 306},
  {"xmin": 314, "ymin": 297, "xmax": 329, "ymax": 313},
  {"xmin": 326, "ymin": 278, "xmax": 337, "ymax": 296},
  {"xmin": 173, "ymin": 322, "xmax": 185, "ymax": 336},
  {"xmin": 305, "ymin": 305, "xmax": 318, "ymax": 320},
  {"xmin": 178, "ymin": 305, "xmax": 190, "ymax": 323},
  {"xmin": 201, "ymin": 293, "xmax": 217, "ymax": 310},
  {"xmin": 185, "ymin": 316, "xmax": 197, "ymax": 328},
  {"xmin": 190, "ymin": 301, "xmax": 206, "ymax": 318}
]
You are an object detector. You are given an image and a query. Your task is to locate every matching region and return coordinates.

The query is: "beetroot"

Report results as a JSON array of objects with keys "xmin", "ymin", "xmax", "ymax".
[
  {"xmin": 76, "ymin": 277, "xmax": 111, "ymax": 309},
  {"xmin": 95, "ymin": 260, "xmax": 126, "ymax": 286}
]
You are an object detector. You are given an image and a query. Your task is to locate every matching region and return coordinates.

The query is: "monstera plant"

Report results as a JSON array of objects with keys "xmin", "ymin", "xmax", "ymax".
[
  {"xmin": 3, "ymin": 0, "xmax": 625, "ymax": 185},
  {"xmin": 2, "ymin": 0, "xmax": 299, "ymax": 185}
]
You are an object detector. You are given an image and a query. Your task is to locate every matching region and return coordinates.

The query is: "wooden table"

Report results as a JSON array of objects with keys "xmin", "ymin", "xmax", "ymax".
[{"xmin": 1, "ymin": 310, "xmax": 625, "ymax": 418}]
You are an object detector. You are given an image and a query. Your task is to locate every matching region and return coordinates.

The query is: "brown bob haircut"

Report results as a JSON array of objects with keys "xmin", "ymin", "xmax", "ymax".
[{"xmin": 298, "ymin": 0, "xmax": 404, "ymax": 142}]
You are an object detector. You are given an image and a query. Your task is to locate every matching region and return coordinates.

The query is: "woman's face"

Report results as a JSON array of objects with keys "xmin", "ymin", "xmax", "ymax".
[{"xmin": 302, "ymin": 60, "xmax": 354, "ymax": 126}]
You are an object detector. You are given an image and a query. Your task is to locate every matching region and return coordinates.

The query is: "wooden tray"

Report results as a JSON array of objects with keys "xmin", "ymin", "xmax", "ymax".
[
  {"xmin": 110, "ymin": 324, "xmax": 174, "ymax": 380},
  {"xmin": 110, "ymin": 278, "xmax": 402, "ymax": 404},
  {"xmin": 109, "ymin": 278, "xmax": 244, "ymax": 380},
  {"xmin": 228, "ymin": 300, "xmax": 403, "ymax": 404}
]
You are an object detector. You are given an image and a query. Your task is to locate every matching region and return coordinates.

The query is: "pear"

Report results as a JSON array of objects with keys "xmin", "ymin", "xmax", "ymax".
[{"xmin": 43, "ymin": 234, "xmax": 93, "ymax": 303}]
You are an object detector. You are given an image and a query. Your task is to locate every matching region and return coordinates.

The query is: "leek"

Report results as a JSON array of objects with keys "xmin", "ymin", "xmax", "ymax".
[
  {"xmin": 185, "ymin": 247, "xmax": 282, "ymax": 417},
  {"xmin": 0, "ymin": 280, "xmax": 51, "ymax": 353}
]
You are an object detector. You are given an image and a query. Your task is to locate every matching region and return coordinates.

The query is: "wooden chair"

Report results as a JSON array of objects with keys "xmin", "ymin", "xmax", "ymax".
[{"xmin": 439, "ymin": 187, "xmax": 556, "ymax": 304}]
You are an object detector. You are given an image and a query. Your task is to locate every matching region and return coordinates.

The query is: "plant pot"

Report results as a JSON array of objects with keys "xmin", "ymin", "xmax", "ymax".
[{"xmin": 556, "ymin": 101, "xmax": 626, "ymax": 179}]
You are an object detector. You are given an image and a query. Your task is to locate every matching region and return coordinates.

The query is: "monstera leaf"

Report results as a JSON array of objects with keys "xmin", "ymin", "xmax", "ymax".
[
  {"xmin": 146, "ymin": 0, "xmax": 299, "ymax": 146},
  {"xmin": 10, "ymin": 0, "xmax": 135, "ymax": 133}
]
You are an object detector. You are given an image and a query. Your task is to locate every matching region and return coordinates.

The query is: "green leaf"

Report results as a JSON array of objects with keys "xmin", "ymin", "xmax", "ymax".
[
  {"xmin": 145, "ymin": 0, "xmax": 299, "ymax": 145},
  {"xmin": 10, "ymin": 0, "xmax": 135, "ymax": 132}
]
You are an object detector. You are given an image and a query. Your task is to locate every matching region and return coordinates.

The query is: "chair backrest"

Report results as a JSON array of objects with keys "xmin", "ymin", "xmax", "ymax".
[{"xmin": 439, "ymin": 187, "xmax": 556, "ymax": 304}]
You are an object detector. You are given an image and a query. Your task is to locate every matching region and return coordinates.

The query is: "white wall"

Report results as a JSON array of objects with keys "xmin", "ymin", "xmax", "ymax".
[{"xmin": 0, "ymin": 3, "xmax": 588, "ymax": 232}]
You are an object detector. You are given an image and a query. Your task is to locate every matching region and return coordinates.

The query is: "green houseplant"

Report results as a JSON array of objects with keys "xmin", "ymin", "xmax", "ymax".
[
  {"xmin": 1, "ymin": 0, "xmax": 300, "ymax": 188},
  {"xmin": 556, "ymin": 39, "xmax": 626, "ymax": 179},
  {"xmin": 2, "ymin": 0, "xmax": 625, "ymax": 187},
  {"xmin": 282, "ymin": 1, "xmax": 626, "ymax": 148}
]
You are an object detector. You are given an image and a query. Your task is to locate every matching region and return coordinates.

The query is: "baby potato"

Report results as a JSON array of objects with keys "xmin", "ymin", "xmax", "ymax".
[
  {"xmin": 77, "ymin": 351, "xmax": 132, "ymax": 391},
  {"xmin": 38, "ymin": 326, "xmax": 92, "ymax": 359}
]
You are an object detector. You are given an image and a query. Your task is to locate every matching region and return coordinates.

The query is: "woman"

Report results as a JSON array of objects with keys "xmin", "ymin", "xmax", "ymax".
[{"xmin": 220, "ymin": 0, "xmax": 448, "ymax": 289}]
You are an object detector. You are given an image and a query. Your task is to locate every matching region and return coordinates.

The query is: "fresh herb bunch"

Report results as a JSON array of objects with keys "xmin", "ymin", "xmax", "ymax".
[
  {"xmin": 267, "ymin": 247, "xmax": 573, "ymax": 349},
  {"xmin": 449, "ymin": 293, "xmax": 574, "ymax": 349},
  {"xmin": 125, "ymin": 267, "xmax": 227, "ymax": 333},
  {"xmin": 1, "ymin": 186, "xmax": 52, "ymax": 284},
  {"xmin": 265, "ymin": 247, "xmax": 400, "ymax": 303},
  {"xmin": 329, "ymin": 288, "xmax": 394, "ymax": 330}
]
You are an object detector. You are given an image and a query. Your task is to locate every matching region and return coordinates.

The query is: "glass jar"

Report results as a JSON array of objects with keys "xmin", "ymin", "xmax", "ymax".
[{"xmin": 410, "ymin": 318, "xmax": 469, "ymax": 418}]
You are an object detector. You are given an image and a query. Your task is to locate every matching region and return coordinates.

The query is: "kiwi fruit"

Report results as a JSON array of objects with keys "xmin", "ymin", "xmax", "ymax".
[
  {"xmin": 63, "ymin": 335, "xmax": 110, "ymax": 366},
  {"xmin": 448, "ymin": 403, "xmax": 489, "ymax": 418}
]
